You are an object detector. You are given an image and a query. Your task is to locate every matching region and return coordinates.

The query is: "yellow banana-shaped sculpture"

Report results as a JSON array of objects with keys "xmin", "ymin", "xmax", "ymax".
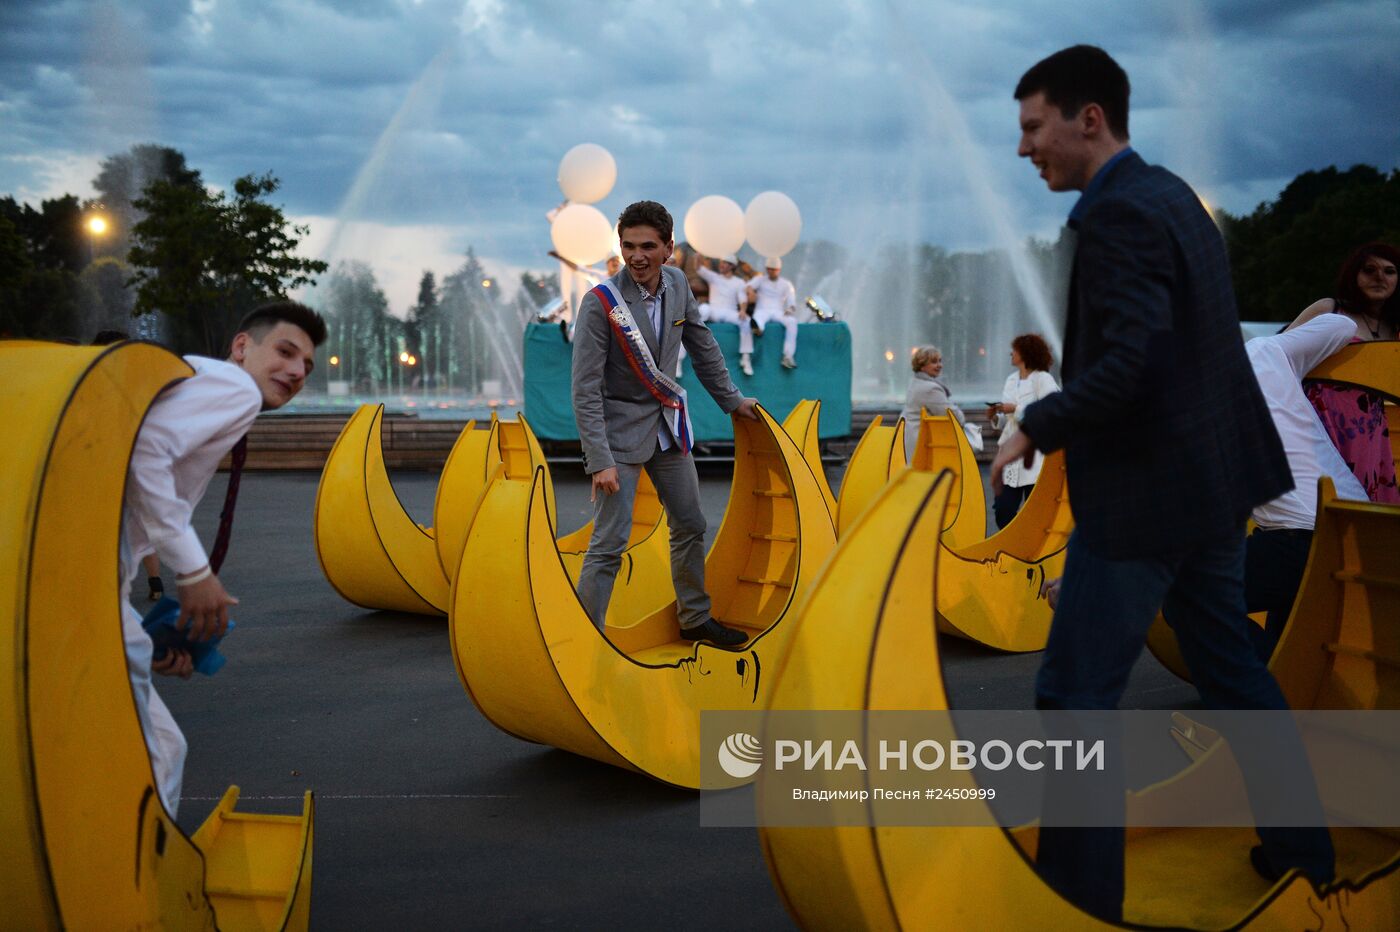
[
  {"xmin": 834, "ymin": 415, "xmax": 907, "ymax": 539},
  {"xmin": 781, "ymin": 399, "xmax": 838, "ymax": 523},
  {"xmin": 315, "ymin": 407, "xmax": 667, "ymax": 618},
  {"xmin": 759, "ymin": 468, "xmax": 1400, "ymax": 930},
  {"xmin": 881, "ymin": 409, "xmax": 1073, "ymax": 652},
  {"xmin": 908, "ymin": 408, "xmax": 987, "ymax": 548},
  {"xmin": 1, "ymin": 342, "xmax": 313, "ymax": 930},
  {"xmin": 450, "ymin": 404, "xmax": 836, "ymax": 788},
  {"xmin": 934, "ymin": 450, "xmax": 1072, "ymax": 652}
]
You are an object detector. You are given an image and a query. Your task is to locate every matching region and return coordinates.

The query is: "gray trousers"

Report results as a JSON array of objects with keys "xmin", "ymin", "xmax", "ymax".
[{"xmin": 576, "ymin": 445, "xmax": 710, "ymax": 630}]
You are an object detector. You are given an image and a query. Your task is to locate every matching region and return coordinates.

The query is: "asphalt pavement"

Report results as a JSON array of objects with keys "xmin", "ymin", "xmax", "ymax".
[{"xmin": 165, "ymin": 460, "xmax": 1196, "ymax": 930}]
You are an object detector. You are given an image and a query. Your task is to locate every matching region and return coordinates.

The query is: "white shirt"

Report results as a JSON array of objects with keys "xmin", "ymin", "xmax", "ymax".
[
  {"xmin": 748, "ymin": 275, "xmax": 796, "ymax": 316},
  {"xmin": 121, "ymin": 356, "xmax": 263, "ymax": 579},
  {"xmin": 696, "ymin": 266, "xmax": 748, "ymax": 316},
  {"xmin": 1247, "ymin": 315, "xmax": 1367, "ymax": 529},
  {"xmin": 995, "ymin": 369, "xmax": 1060, "ymax": 487},
  {"xmin": 635, "ymin": 276, "xmax": 673, "ymax": 452}
]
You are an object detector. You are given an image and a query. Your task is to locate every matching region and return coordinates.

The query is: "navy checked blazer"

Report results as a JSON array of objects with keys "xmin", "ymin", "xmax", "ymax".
[{"xmin": 1019, "ymin": 151, "xmax": 1292, "ymax": 558}]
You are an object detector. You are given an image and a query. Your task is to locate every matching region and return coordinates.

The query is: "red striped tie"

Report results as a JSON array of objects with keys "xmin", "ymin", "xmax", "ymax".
[{"xmin": 208, "ymin": 435, "xmax": 248, "ymax": 574}]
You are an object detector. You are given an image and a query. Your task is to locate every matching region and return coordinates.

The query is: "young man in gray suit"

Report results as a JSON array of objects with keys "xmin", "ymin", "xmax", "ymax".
[
  {"xmin": 993, "ymin": 45, "xmax": 1334, "ymax": 921},
  {"xmin": 571, "ymin": 200, "xmax": 758, "ymax": 646}
]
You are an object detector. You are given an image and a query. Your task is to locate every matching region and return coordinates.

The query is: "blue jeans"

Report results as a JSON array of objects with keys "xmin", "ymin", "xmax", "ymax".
[{"xmin": 1035, "ymin": 530, "xmax": 1334, "ymax": 922}]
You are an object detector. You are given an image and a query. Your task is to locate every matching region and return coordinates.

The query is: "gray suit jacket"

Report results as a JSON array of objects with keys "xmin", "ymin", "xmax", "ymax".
[{"xmin": 571, "ymin": 264, "xmax": 743, "ymax": 473}]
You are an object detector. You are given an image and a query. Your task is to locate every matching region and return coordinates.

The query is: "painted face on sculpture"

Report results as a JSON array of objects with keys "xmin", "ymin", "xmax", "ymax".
[
  {"xmin": 231, "ymin": 321, "xmax": 316, "ymax": 410},
  {"xmin": 1017, "ymin": 92, "xmax": 1094, "ymax": 193},
  {"xmin": 619, "ymin": 224, "xmax": 673, "ymax": 290}
]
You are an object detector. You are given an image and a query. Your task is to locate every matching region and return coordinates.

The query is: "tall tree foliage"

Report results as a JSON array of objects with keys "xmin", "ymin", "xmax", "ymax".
[
  {"xmin": 91, "ymin": 144, "xmax": 202, "ymax": 259},
  {"xmin": 1223, "ymin": 165, "xmax": 1400, "ymax": 321},
  {"xmin": 0, "ymin": 195, "xmax": 87, "ymax": 338},
  {"xmin": 408, "ymin": 271, "xmax": 442, "ymax": 387},
  {"xmin": 320, "ymin": 261, "xmax": 400, "ymax": 390},
  {"xmin": 127, "ymin": 172, "xmax": 327, "ymax": 355}
]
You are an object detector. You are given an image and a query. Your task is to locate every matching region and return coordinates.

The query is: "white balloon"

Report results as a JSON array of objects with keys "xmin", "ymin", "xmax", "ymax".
[
  {"xmin": 744, "ymin": 191, "xmax": 802, "ymax": 258},
  {"xmin": 557, "ymin": 143, "xmax": 617, "ymax": 204},
  {"xmin": 683, "ymin": 195, "xmax": 746, "ymax": 257},
  {"xmin": 550, "ymin": 203, "xmax": 614, "ymax": 266}
]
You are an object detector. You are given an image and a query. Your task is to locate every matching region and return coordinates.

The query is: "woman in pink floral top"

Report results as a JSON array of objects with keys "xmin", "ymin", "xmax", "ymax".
[{"xmin": 1288, "ymin": 242, "xmax": 1400, "ymax": 503}]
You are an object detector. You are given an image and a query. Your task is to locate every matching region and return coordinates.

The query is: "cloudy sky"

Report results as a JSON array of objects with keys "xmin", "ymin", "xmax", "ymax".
[{"xmin": 3, "ymin": 0, "xmax": 1397, "ymax": 314}]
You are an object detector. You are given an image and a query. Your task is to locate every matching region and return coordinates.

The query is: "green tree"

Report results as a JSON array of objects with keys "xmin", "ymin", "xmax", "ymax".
[
  {"xmin": 0, "ymin": 195, "xmax": 88, "ymax": 338},
  {"xmin": 127, "ymin": 172, "xmax": 327, "ymax": 355},
  {"xmin": 1223, "ymin": 165, "xmax": 1400, "ymax": 321},
  {"xmin": 92, "ymin": 144, "xmax": 202, "ymax": 259},
  {"xmin": 319, "ymin": 260, "xmax": 400, "ymax": 390},
  {"xmin": 408, "ymin": 270, "xmax": 442, "ymax": 387}
]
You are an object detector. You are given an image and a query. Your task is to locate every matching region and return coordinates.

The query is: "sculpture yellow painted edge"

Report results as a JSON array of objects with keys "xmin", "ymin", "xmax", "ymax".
[
  {"xmin": 450, "ymin": 404, "xmax": 836, "ymax": 787},
  {"xmin": 314, "ymin": 404, "xmax": 444, "ymax": 615},
  {"xmin": 1, "ymin": 342, "xmax": 313, "ymax": 930},
  {"xmin": 781, "ymin": 398, "xmax": 838, "ymax": 524},
  {"xmin": 758, "ymin": 468, "xmax": 1400, "ymax": 931},
  {"xmin": 934, "ymin": 450, "xmax": 1073, "ymax": 653},
  {"xmin": 833, "ymin": 415, "xmax": 906, "ymax": 539},
  {"xmin": 909, "ymin": 408, "xmax": 987, "ymax": 548}
]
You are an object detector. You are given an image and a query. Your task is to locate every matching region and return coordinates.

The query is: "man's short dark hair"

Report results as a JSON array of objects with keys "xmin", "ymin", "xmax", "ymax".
[
  {"xmin": 1015, "ymin": 45, "xmax": 1130, "ymax": 141},
  {"xmin": 234, "ymin": 300, "xmax": 327, "ymax": 348},
  {"xmin": 616, "ymin": 201, "xmax": 674, "ymax": 243},
  {"xmin": 91, "ymin": 329, "xmax": 129, "ymax": 346}
]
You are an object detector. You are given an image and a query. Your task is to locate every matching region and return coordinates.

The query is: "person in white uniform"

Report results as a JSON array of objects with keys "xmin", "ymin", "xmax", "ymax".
[
  {"xmin": 747, "ymin": 256, "xmax": 800, "ymax": 369},
  {"xmin": 121, "ymin": 301, "xmax": 324, "ymax": 816},
  {"xmin": 696, "ymin": 253, "xmax": 758, "ymax": 374}
]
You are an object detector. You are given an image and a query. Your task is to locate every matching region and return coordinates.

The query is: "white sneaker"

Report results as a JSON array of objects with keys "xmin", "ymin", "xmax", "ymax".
[
  {"xmin": 781, "ymin": 355, "xmax": 797, "ymax": 369},
  {"xmin": 740, "ymin": 354, "xmax": 754, "ymax": 376}
]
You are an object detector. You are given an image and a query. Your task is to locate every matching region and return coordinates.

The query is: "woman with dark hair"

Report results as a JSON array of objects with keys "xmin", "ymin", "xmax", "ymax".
[
  {"xmin": 988, "ymin": 333, "xmax": 1059, "ymax": 527},
  {"xmin": 1287, "ymin": 242, "xmax": 1399, "ymax": 503}
]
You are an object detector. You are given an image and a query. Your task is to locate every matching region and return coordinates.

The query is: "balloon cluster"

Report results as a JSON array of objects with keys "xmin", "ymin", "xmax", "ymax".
[
  {"xmin": 684, "ymin": 191, "xmax": 801, "ymax": 262},
  {"xmin": 548, "ymin": 143, "xmax": 804, "ymax": 266},
  {"xmin": 550, "ymin": 143, "xmax": 618, "ymax": 266}
]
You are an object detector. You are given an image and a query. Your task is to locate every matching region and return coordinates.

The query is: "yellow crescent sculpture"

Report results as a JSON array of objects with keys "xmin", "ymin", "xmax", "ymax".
[
  {"xmin": 314, "ymin": 404, "xmax": 459, "ymax": 615},
  {"xmin": 834, "ymin": 415, "xmax": 906, "ymax": 538},
  {"xmin": 1146, "ymin": 340, "xmax": 1400, "ymax": 679},
  {"xmin": 758, "ymin": 468, "xmax": 1400, "ymax": 931},
  {"xmin": 450, "ymin": 404, "xmax": 836, "ymax": 788},
  {"xmin": 908, "ymin": 409, "xmax": 987, "ymax": 548},
  {"xmin": 866, "ymin": 409, "xmax": 1071, "ymax": 652},
  {"xmin": 781, "ymin": 399, "xmax": 837, "ymax": 523},
  {"xmin": 933, "ymin": 449, "xmax": 1072, "ymax": 653},
  {"xmin": 315, "ymin": 407, "xmax": 667, "ymax": 619},
  {"xmin": 2, "ymin": 341, "xmax": 313, "ymax": 930}
]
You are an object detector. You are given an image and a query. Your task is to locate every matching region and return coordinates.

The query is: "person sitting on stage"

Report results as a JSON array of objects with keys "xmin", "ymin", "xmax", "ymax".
[
  {"xmin": 747, "ymin": 257, "xmax": 800, "ymax": 369},
  {"xmin": 696, "ymin": 253, "xmax": 757, "ymax": 375}
]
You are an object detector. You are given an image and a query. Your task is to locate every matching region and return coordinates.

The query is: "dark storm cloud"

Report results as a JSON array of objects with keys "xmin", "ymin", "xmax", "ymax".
[{"xmin": 1, "ymin": 0, "xmax": 1396, "ymax": 268}]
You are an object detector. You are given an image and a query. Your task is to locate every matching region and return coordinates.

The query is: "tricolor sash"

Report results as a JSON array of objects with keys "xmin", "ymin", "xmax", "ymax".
[{"xmin": 591, "ymin": 280, "xmax": 694, "ymax": 454}]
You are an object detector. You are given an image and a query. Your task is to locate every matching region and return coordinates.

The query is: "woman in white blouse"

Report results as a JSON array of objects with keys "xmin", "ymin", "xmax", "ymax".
[{"xmin": 988, "ymin": 333, "xmax": 1059, "ymax": 528}]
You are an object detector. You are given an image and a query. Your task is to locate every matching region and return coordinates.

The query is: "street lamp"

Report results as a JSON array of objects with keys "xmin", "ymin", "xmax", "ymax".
[{"xmin": 83, "ymin": 210, "xmax": 110, "ymax": 267}]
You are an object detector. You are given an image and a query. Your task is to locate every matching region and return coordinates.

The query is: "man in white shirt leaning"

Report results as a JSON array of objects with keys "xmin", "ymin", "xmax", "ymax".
[
  {"xmin": 122, "ymin": 301, "xmax": 325, "ymax": 816},
  {"xmin": 1240, "ymin": 313, "xmax": 1367, "ymax": 659}
]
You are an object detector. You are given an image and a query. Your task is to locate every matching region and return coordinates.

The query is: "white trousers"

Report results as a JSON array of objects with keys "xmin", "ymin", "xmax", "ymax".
[
  {"xmin": 122, "ymin": 578, "xmax": 187, "ymax": 817},
  {"xmin": 705, "ymin": 306, "xmax": 755, "ymax": 354},
  {"xmin": 755, "ymin": 308, "xmax": 799, "ymax": 358}
]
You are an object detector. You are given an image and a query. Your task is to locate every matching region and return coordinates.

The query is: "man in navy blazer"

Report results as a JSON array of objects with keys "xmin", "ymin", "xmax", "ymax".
[{"xmin": 993, "ymin": 45, "xmax": 1334, "ymax": 921}]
